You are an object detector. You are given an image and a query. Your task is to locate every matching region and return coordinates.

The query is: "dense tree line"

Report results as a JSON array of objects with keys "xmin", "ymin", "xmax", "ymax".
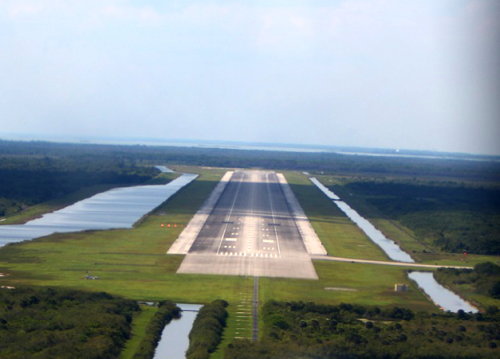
[
  {"xmin": 0, "ymin": 287, "xmax": 139, "ymax": 359},
  {"xmin": 2, "ymin": 140, "xmax": 499, "ymax": 181},
  {"xmin": 2, "ymin": 140, "xmax": 499, "ymax": 255},
  {"xmin": 224, "ymin": 301, "xmax": 500, "ymax": 359},
  {"xmin": 2, "ymin": 139, "xmax": 499, "ymax": 218},
  {"xmin": 186, "ymin": 299, "xmax": 228, "ymax": 359},
  {"xmin": 0, "ymin": 143, "xmax": 159, "ymax": 217},
  {"xmin": 132, "ymin": 301, "xmax": 181, "ymax": 359},
  {"xmin": 337, "ymin": 180, "xmax": 500, "ymax": 255},
  {"xmin": 435, "ymin": 262, "xmax": 500, "ymax": 299}
]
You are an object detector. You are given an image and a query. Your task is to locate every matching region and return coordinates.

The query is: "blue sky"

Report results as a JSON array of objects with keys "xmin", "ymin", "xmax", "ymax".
[{"xmin": 1, "ymin": 0, "xmax": 499, "ymax": 154}]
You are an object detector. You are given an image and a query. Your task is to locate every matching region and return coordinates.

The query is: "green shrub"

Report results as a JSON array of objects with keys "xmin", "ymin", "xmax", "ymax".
[
  {"xmin": 132, "ymin": 301, "xmax": 181, "ymax": 359},
  {"xmin": 186, "ymin": 299, "xmax": 228, "ymax": 359}
]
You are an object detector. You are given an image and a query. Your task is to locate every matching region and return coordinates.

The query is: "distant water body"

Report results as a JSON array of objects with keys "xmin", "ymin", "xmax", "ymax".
[
  {"xmin": 0, "ymin": 173, "xmax": 197, "ymax": 247},
  {"xmin": 101, "ymin": 141, "xmax": 500, "ymax": 161},
  {"xmin": 310, "ymin": 177, "xmax": 414, "ymax": 263},
  {"xmin": 4, "ymin": 135, "xmax": 498, "ymax": 161}
]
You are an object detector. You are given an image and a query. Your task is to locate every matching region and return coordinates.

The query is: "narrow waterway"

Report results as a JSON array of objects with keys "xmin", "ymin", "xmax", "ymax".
[
  {"xmin": 0, "ymin": 173, "xmax": 197, "ymax": 247},
  {"xmin": 309, "ymin": 177, "xmax": 414, "ymax": 262},
  {"xmin": 408, "ymin": 272, "xmax": 478, "ymax": 313},
  {"xmin": 309, "ymin": 177, "xmax": 481, "ymax": 313},
  {"xmin": 153, "ymin": 304, "xmax": 202, "ymax": 359}
]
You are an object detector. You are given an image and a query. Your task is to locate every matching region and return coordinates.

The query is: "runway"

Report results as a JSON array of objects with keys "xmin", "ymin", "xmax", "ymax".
[{"xmin": 176, "ymin": 170, "xmax": 318, "ymax": 279}]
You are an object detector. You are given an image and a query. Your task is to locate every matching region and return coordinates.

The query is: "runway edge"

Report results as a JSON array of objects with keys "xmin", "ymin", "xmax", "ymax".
[
  {"xmin": 167, "ymin": 171, "xmax": 234, "ymax": 254},
  {"xmin": 276, "ymin": 173, "xmax": 328, "ymax": 256}
]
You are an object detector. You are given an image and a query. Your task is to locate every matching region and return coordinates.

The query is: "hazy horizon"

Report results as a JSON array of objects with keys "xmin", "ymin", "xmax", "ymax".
[
  {"xmin": 1, "ymin": 1, "xmax": 499, "ymax": 155},
  {"xmin": 3, "ymin": 132, "xmax": 500, "ymax": 159}
]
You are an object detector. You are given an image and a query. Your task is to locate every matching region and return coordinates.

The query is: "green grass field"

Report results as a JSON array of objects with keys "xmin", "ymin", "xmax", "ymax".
[
  {"xmin": 260, "ymin": 260, "xmax": 436, "ymax": 312},
  {"xmin": 0, "ymin": 172, "xmax": 250, "ymax": 304},
  {"xmin": 0, "ymin": 169, "xmax": 492, "ymax": 308},
  {"xmin": 211, "ymin": 277, "xmax": 254, "ymax": 359},
  {"xmin": 1, "ymin": 167, "xmax": 497, "ymax": 359},
  {"xmin": 283, "ymin": 171, "xmax": 388, "ymax": 261}
]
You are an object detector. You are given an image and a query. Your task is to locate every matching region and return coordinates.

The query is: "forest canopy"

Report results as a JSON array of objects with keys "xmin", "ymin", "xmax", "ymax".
[
  {"xmin": 338, "ymin": 180, "xmax": 500, "ymax": 255},
  {"xmin": 0, "ymin": 287, "xmax": 139, "ymax": 359},
  {"xmin": 224, "ymin": 301, "xmax": 500, "ymax": 359}
]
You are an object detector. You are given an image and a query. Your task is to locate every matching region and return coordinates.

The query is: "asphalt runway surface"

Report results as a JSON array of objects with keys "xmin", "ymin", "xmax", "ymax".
[{"xmin": 177, "ymin": 170, "xmax": 318, "ymax": 279}]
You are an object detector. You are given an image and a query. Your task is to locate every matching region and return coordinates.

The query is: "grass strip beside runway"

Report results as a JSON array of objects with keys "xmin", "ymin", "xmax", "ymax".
[
  {"xmin": 0, "ymin": 167, "xmax": 461, "ymax": 357},
  {"xmin": 0, "ymin": 172, "xmax": 250, "ymax": 303},
  {"xmin": 0, "ymin": 169, "xmax": 446, "ymax": 310},
  {"xmin": 283, "ymin": 171, "xmax": 388, "ymax": 261},
  {"xmin": 260, "ymin": 260, "xmax": 437, "ymax": 312}
]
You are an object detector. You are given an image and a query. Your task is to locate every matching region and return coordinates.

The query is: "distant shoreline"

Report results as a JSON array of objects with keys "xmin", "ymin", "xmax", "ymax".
[{"xmin": 1, "ymin": 134, "xmax": 499, "ymax": 163}]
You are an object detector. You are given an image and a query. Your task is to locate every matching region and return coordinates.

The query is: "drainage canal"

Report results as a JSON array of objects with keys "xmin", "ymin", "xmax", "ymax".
[{"xmin": 153, "ymin": 304, "xmax": 202, "ymax": 359}]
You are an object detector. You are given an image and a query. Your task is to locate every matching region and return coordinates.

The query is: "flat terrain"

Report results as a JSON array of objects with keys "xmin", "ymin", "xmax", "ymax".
[
  {"xmin": 0, "ymin": 168, "xmax": 461, "ymax": 359},
  {"xmin": 317, "ymin": 174, "xmax": 500, "ymax": 267},
  {"xmin": 178, "ymin": 170, "xmax": 318, "ymax": 279},
  {"xmin": 283, "ymin": 171, "xmax": 389, "ymax": 260}
]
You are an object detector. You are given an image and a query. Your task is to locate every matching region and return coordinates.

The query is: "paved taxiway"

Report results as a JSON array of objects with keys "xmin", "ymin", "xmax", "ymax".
[{"xmin": 177, "ymin": 170, "xmax": 318, "ymax": 279}]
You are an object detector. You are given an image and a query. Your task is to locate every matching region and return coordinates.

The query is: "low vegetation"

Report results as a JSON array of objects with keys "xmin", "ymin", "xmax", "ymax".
[
  {"xmin": 260, "ymin": 260, "xmax": 436, "ymax": 312},
  {"xmin": 0, "ymin": 287, "xmax": 139, "ymax": 359},
  {"xmin": 435, "ymin": 262, "xmax": 500, "ymax": 300},
  {"xmin": 224, "ymin": 300, "xmax": 500, "ymax": 359},
  {"xmin": 186, "ymin": 299, "xmax": 229, "ymax": 359},
  {"xmin": 132, "ymin": 301, "xmax": 181, "ymax": 359},
  {"xmin": 120, "ymin": 305, "xmax": 157, "ymax": 359},
  {"xmin": 0, "ymin": 171, "xmax": 253, "ymax": 303},
  {"xmin": 1, "ymin": 141, "xmax": 500, "ymax": 358},
  {"xmin": 434, "ymin": 262, "xmax": 500, "ymax": 311},
  {"xmin": 284, "ymin": 172, "xmax": 388, "ymax": 260}
]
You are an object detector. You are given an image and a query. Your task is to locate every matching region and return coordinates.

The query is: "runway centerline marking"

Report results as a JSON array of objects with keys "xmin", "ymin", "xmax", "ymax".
[{"xmin": 266, "ymin": 173, "xmax": 282, "ymax": 258}]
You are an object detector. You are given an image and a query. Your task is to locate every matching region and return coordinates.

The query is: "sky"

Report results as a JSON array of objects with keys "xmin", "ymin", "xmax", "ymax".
[{"xmin": 0, "ymin": 0, "xmax": 499, "ymax": 155}]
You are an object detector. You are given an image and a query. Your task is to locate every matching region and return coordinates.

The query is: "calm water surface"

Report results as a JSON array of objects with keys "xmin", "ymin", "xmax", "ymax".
[
  {"xmin": 310, "ymin": 177, "xmax": 414, "ymax": 262},
  {"xmin": 408, "ymin": 272, "xmax": 478, "ymax": 313},
  {"xmin": 0, "ymin": 173, "xmax": 197, "ymax": 247},
  {"xmin": 153, "ymin": 304, "xmax": 202, "ymax": 359},
  {"xmin": 309, "ymin": 177, "xmax": 340, "ymax": 200}
]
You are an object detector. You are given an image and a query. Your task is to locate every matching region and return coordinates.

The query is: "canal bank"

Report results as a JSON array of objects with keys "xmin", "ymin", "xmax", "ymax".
[
  {"xmin": 310, "ymin": 177, "xmax": 413, "ymax": 262},
  {"xmin": 408, "ymin": 272, "xmax": 478, "ymax": 313},
  {"xmin": 0, "ymin": 173, "xmax": 198, "ymax": 247},
  {"xmin": 309, "ymin": 177, "xmax": 478, "ymax": 313},
  {"xmin": 153, "ymin": 304, "xmax": 202, "ymax": 359}
]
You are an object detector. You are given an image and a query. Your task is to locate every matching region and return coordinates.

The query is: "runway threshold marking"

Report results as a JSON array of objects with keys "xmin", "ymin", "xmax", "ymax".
[
  {"xmin": 218, "ymin": 252, "xmax": 278, "ymax": 258},
  {"xmin": 265, "ymin": 173, "xmax": 282, "ymax": 258},
  {"xmin": 216, "ymin": 173, "xmax": 245, "ymax": 255}
]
